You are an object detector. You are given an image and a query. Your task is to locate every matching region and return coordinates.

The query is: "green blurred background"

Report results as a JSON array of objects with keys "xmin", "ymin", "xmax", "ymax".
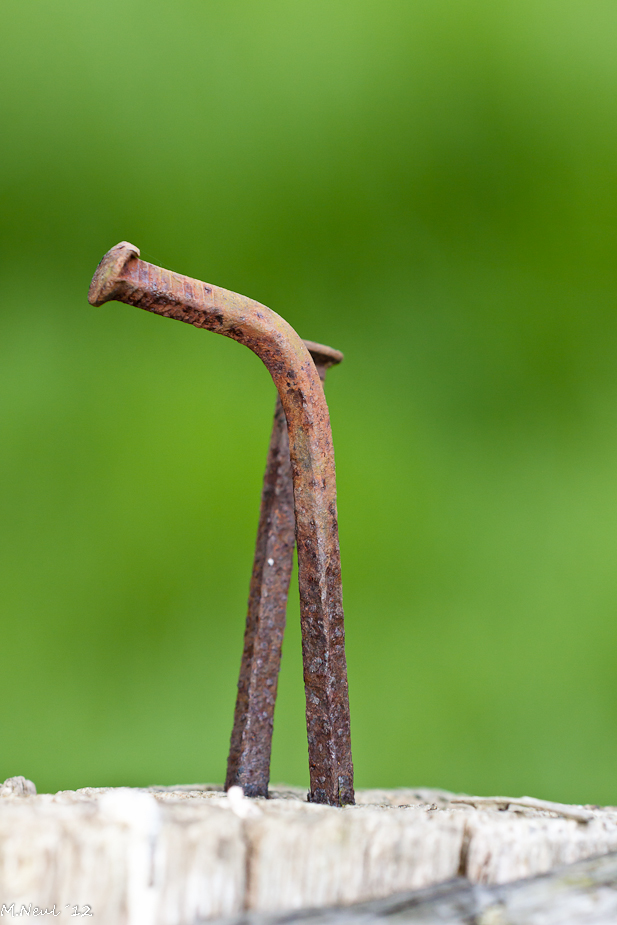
[{"xmin": 2, "ymin": 0, "xmax": 617, "ymax": 804}]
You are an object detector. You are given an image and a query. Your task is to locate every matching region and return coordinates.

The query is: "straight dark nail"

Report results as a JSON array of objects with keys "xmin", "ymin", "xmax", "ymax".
[{"xmin": 225, "ymin": 341, "xmax": 343, "ymax": 798}]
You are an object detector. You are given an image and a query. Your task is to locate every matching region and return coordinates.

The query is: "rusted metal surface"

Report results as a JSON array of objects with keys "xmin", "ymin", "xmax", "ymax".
[
  {"xmin": 225, "ymin": 342, "xmax": 343, "ymax": 798},
  {"xmin": 88, "ymin": 242, "xmax": 354, "ymax": 806}
]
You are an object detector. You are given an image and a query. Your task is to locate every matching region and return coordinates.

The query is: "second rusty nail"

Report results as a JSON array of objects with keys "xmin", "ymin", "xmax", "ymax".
[{"xmin": 225, "ymin": 341, "xmax": 344, "ymax": 798}]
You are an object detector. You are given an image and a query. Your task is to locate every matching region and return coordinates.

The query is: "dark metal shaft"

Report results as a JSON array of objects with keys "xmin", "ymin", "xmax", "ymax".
[
  {"xmin": 225, "ymin": 342, "xmax": 343, "ymax": 798},
  {"xmin": 88, "ymin": 242, "xmax": 354, "ymax": 806}
]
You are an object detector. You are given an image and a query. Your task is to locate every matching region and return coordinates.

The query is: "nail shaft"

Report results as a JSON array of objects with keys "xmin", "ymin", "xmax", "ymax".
[
  {"xmin": 88, "ymin": 243, "xmax": 354, "ymax": 806},
  {"xmin": 225, "ymin": 342, "xmax": 343, "ymax": 798}
]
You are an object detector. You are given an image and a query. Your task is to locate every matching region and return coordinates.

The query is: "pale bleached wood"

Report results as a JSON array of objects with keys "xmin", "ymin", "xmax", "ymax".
[
  {"xmin": 243, "ymin": 800, "xmax": 466, "ymax": 910},
  {"xmin": 450, "ymin": 794, "xmax": 594, "ymax": 823},
  {"xmin": 222, "ymin": 851, "xmax": 617, "ymax": 925},
  {"xmin": 1, "ymin": 777, "xmax": 617, "ymax": 925}
]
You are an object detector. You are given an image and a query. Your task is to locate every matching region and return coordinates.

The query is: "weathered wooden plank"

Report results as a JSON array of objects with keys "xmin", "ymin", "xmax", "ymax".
[
  {"xmin": 223, "ymin": 852, "xmax": 617, "ymax": 925},
  {"xmin": 1, "ymin": 777, "xmax": 616, "ymax": 924}
]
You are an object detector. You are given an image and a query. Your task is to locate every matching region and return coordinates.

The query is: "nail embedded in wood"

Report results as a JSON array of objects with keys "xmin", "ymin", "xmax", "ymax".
[
  {"xmin": 225, "ymin": 341, "xmax": 344, "ymax": 799},
  {"xmin": 88, "ymin": 243, "xmax": 354, "ymax": 806}
]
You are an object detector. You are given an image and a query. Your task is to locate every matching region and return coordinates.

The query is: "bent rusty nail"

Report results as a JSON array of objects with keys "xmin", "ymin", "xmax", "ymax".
[
  {"xmin": 225, "ymin": 341, "xmax": 344, "ymax": 798},
  {"xmin": 88, "ymin": 242, "xmax": 354, "ymax": 807}
]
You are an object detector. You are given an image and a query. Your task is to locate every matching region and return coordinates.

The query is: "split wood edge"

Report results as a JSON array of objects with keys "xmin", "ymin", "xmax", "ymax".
[{"xmin": 2, "ymin": 777, "xmax": 617, "ymax": 925}]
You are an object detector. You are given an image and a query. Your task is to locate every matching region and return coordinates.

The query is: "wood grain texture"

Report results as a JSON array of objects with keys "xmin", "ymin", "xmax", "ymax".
[
  {"xmin": 227, "ymin": 852, "xmax": 617, "ymax": 925},
  {"xmin": 1, "ymin": 778, "xmax": 616, "ymax": 924}
]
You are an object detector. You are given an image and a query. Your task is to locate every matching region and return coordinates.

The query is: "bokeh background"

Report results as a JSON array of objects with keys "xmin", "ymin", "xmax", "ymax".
[{"xmin": 2, "ymin": 0, "xmax": 617, "ymax": 804}]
